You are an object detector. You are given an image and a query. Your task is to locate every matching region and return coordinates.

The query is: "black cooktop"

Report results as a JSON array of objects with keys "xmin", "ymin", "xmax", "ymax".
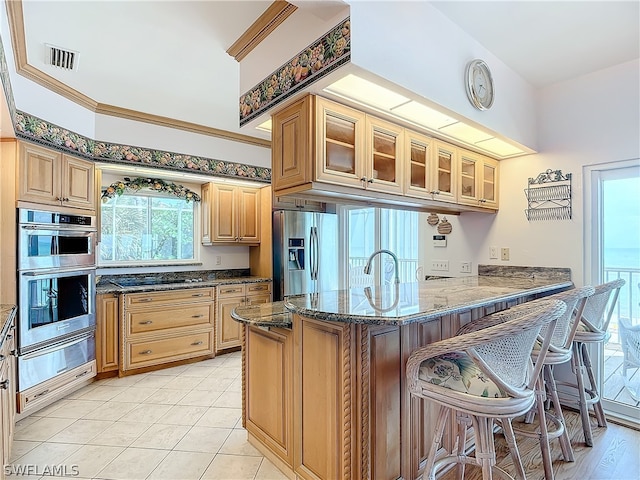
[{"xmin": 110, "ymin": 278, "xmax": 202, "ymax": 288}]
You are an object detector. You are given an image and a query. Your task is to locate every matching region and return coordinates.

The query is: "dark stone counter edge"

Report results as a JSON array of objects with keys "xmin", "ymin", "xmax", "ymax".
[
  {"xmin": 230, "ymin": 310, "xmax": 292, "ymax": 329},
  {"xmin": 284, "ymin": 281, "xmax": 573, "ymax": 326},
  {"xmin": 96, "ymin": 277, "xmax": 272, "ymax": 294}
]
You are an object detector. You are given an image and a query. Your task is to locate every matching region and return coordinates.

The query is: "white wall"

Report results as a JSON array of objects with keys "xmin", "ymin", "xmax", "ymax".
[
  {"xmin": 348, "ymin": 1, "xmax": 538, "ymax": 150},
  {"xmin": 422, "ymin": 60, "xmax": 640, "ymax": 284}
]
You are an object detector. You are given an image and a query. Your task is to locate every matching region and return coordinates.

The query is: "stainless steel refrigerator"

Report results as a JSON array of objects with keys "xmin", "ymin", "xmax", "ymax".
[{"xmin": 272, "ymin": 210, "xmax": 340, "ymax": 300}]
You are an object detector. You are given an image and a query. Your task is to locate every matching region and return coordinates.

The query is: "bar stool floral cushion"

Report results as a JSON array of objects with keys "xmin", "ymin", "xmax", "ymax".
[{"xmin": 418, "ymin": 352, "xmax": 507, "ymax": 398}]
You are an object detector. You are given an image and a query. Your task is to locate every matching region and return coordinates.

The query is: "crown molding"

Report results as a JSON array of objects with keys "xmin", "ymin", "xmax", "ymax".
[
  {"xmin": 227, "ymin": 0, "xmax": 297, "ymax": 62},
  {"xmin": 5, "ymin": 0, "xmax": 271, "ymax": 149}
]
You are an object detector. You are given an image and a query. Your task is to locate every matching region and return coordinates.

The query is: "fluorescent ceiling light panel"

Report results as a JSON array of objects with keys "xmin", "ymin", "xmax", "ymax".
[
  {"xmin": 324, "ymin": 74, "xmax": 410, "ymax": 111},
  {"xmin": 474, "ymin": 137, "xmax": 525, "ymax": 157},
  {"xmin": 438, "ymin": 122, "xmax": 493, "ymax": 144},
  {"xmin": 391, "ymin": 101, "xmax": 456, "ymax": 129},
  {"xmin": 256, "ymin": 118, "xmax": 272, "ymax": 132}
]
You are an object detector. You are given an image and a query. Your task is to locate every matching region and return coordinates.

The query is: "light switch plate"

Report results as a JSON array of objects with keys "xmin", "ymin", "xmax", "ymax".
[
  {"xmin": 431, "ymin": 260, "xmax": 449, "ymax": 271},
  {"xmin": 489, "ymin": 246, "xmax": 498, "ymax": 259},
  {"xmin": 501, "ymin": 248, "xmax": 510, "ymax": 261}
]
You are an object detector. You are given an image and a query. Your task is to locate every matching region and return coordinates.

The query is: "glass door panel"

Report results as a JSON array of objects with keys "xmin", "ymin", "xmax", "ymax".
[
  {"xmin": 460, "ymin": 158, "xmax": 476, "ymax": 199},
  {"xmin": 372, "ymin": 129, "xmax": 397, "ymax": 183},
  {"xmin": 410, "ymin": 141, "xmax": 427, "ymax": 189},
  {"xmin": 483, "ymin": 163, "xmax": 496, "ymax": 201},
  {"xmin": 437, "ymin": 151, "xmax": 453, "ymax": 195},
  {"xmin": 325, "ymin": 114, "xmax": 357, "ymax": 174}
]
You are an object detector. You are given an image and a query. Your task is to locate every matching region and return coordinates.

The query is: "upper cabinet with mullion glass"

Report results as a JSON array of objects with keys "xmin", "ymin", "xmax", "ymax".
[
  {"xmin": 315, "ymin": 97, "xmax": 366, "ymax": 187},
  {"xmin": 365, "ymin": 116, "xmax": 404, "ymax": 194},
  {"xmin": 457, "ymin": 149, "xmax": 498, "ymax": 209}
]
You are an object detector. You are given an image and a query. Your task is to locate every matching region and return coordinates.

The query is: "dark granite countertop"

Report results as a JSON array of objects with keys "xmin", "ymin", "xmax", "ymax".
[
  {"xmin": 96, "ymin": 276, "xmax": 272, "ymax": 294},
  {"xmin": 284, "ymin": 276, "xmax": 572, "ymax": 326},
  {"xmin": 0, "ymin": 304, "xmax": 17, "ymax": 340},
  {"xmin": 231, "ymin": 301, "xmax": 292, "ymax": 328}
]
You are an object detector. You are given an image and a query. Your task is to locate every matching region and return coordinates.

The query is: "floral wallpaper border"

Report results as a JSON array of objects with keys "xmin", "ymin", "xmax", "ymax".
[
  {"xmin": 239, "ymin": 17, "xmax": 351, "ymax": 127},
  {"xmin": 13, "ymin": 111, "xmax": 271, "ymax": 182}
]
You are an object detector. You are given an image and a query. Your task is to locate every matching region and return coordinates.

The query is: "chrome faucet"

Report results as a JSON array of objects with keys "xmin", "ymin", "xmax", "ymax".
[{"xmin": 363, "ymin": 249, "xmax": 400, "ymax": 284}]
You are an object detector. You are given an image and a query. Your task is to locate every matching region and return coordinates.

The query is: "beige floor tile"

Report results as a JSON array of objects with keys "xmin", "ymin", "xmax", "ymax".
[
  {"xmin": 173, "ymin": 426, "xmax": 232, "ymax": 454},
  {"xmin": 201, "ymin": 454, "xmax": 262, "ymax": 480},
  {"xmin": 192, "ymin": 376, "xmax": 232, "ymax": 392},
  {"xmin": 13, "ymin": 415, "xmax": 40, "ymax": 431},
  {"xmin": 218, "ymin": 430, "xmax": 262, "ymax": 457},
  {"xmin": 142, "ymin": 388, "xmax": 188, "ymax": 405},
  {"xmin": 47, "ymin": 419, "xmax": 113, "ymax": 444},
  {"xmin": 191, "ymin": 356, "xmax": 227, "ymax": 367},
  {"xmin": 27, "ymin": 399, "xmax": 69, "ymax": 417},
  {"xmin": 208, "ymin": 366, "xmax": 240, "ymax": 380},
  {"xmin": 196, "ymin": 407, "xmax": 241, "ymax": 429},
  {"xmin": 180, "ymin": 365, "xmax": 216, "ymax": 378},
  {"xmin": 212, "ymin": 391, "xmax": 242, "ymax": 408},
  {"xmin": 81, "ymin": 401, "xmax": 138, "ymax": 421},
  {"xmin": 63, "ymin": 383, "xmax": 99, "ymax": 400},
  {"xmin": 46, "ymin": 399, "xmax": 105, "ymax": 419},
  {"xmin": 8, "ymin": 440, "xmax": 40, "ymax": 462},
  {"xmin": 77, "ymin": 385, "xmax": 128, "ymax": 401},
  {"xmin": 130, "ymin": 423, "xmax": 190, "ymax": 450},
  {"xmin": 162, "ymin": 376, "xmax": 203, "ymax": 391},
  {"xmin": 156, "ymin": 405, "xmax": 208, "ymax": 426},
  {"xmin": 147, "ymin": 450, "xmax": 214, "ymax": 480},
  {"xmin": 254, "ymin": 458, "xmax": 290, "ymax": 480},
  {"xmin": 118, "ymin": 403, "xmax": 173, "ymax": 424},
  {"xmin": 109, "ymin": 386, "xmax": 159, "ymax": 403},
  {"xmin": 13, "ymin": 417, "xmax": 76, "ymax": 442},
  {"xmin": 131, "ymin": 374, "xmax": 174, "ymax": 389},
  {"xmin": 85, "ymin": 421, "xmax": 150, "ymax": 447},
  {"xmin": 8, "ymin": 441, "xmax": 81, "ymax": 467},
  {"xmin": 99, "ymin": 374, "xmax": 148, "ymax": 387},
  {"xmin": 63, "ymin": 444, "xmax": 125, "ymax": 478},
  {"xmin": 226, "ymin": 379, "xmax": 242, "ymax": 392},
  {"xmin": 95, "ymin": 447, "xmax": 169, "ymax": 480},
  {"xmin": 177, "ymin": 389, "xmax": 222, "ymax": 407}
]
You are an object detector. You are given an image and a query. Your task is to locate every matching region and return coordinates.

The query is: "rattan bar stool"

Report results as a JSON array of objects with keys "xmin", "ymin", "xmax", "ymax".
[
  {"xmin": 513, "ymin": 287, "xmax": 594, "ymax": 480},
  {"xmin": 406, "ymin": 300, "xmax": 566, "ymax": 480},
  {"xmin": 556, "ymin": 278, "xmax": 625, "ymax": 447}
]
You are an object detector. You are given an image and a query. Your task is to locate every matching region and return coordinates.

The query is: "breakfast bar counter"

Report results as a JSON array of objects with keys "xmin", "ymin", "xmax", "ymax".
[{"xmin": 237, "ymin": 270, "xmax": 572, "ymax": 480}]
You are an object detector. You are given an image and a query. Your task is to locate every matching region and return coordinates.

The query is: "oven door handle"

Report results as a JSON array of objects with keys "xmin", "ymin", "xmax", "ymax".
[
  {"xmin": 20, "ymin": 267, "xmax": 96, "ymax": 276},
  {"xmin": 21, "ymin": 332, "xmax": 95, "ymax": 359},
  {"xmin": 20, "ymin": 224, "xmax": 96, "ymax": 233}
]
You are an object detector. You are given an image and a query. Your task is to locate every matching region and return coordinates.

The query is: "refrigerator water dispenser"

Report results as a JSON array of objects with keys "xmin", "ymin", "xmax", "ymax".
[{"xmin": 288, "ymin": 238, "xmax": 305, "ymax": 270}]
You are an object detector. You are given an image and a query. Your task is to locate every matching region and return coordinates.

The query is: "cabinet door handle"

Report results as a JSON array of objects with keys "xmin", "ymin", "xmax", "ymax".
[
  {"xmin": 0, "ymin": 380, "xmax": 8, "ymax": 390},
  {"xmin": 252, "ymin": 286, "xmax": 266, "ymax": 291},
  {"xmin": 63, "ymin": 197, "xmax": 69, "ymax": 202},
  {"xmin": 75, "ymin": 370, "xmax": 90, "ymax": 379},
  {"xmin": 139, "ymin": 350, "xmax": 153, "ymax": 355},
  {"xmin": 191, "ymin": 293, "xmax": 204, "ymax": 297},
  {"xmin": 137, "ymin": 298, "xmax": 153, "ymax": 303},
  {"xmin": 138, "ymin": 320, "xmax": 153, "ymax": 325},
  {"xmin": 191, "ymin": 314, "xmax": 204, "ymax": 318},
  {"xmin": 190, "ymin": 341, "xmax": 203, "ymax": 346},
  {"xmin": 367, "ymin": 178, "xmax": 374, "ymax": 183}
]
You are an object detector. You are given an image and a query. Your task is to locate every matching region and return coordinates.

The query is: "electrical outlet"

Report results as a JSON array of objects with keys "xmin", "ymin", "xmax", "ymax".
[
  {"xmin": 501, "ymin": 248, "xmax": 510, "ymax": 261},
  {"xmin": 460, "ymin": 261, "xmax": 471, "ymax": 273},
  {"xmin": 489, "ymin": 246, "xmax": 498, "ymax": 259},
  {"xmin": 431, "ymin": 260, "xmax": 449, "ymax": 272},
  {"xmin": 215, "ymin": 255, "xmax": 222, "ymax": 265}
]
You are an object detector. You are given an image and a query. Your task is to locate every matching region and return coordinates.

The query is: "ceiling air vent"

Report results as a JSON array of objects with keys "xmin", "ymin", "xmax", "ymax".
[{"xmin": 45, "ymin": 44, "xmax": 79, "ymax": 71}]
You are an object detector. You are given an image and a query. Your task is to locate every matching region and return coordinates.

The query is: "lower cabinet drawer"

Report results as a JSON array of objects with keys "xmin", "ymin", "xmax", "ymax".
[
  {"xmin": 127, "ymin": 304, "xmax": 213, "ymax": 335},
  {"xmin": 125, "ymin": 330, "xmax": 213, "ymax": 369}
]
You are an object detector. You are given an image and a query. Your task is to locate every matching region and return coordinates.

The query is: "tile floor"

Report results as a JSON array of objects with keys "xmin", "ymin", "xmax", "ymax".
[{"xmin": 9, "ymin": 352, "xmax": 289, "ymax": 480}]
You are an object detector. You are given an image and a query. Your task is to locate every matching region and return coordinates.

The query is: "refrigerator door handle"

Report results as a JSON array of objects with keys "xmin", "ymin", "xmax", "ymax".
[
  {"xmin": 309, "ymin": 227, "xmax": 316, "ymax": 281},
  {"xmin": 312, "ymin": 226, "xmax": 319, "ymax": 281}
]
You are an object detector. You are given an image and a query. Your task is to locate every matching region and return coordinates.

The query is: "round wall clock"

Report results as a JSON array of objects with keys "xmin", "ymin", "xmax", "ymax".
[{"xmin": 465, "ymin": 59, "xmax": 495, "ymax": 110}]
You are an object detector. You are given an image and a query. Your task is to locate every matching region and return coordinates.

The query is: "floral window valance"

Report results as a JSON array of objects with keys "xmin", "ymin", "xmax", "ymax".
[{"xmin": 101, "ymin": 177, "xmax": 201, "ymax": 203}]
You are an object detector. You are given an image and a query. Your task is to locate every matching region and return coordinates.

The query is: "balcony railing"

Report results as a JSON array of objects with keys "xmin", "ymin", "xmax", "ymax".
[{"xmin": 604, "ymin": 267, "xmax": 640, "ymax": 342}]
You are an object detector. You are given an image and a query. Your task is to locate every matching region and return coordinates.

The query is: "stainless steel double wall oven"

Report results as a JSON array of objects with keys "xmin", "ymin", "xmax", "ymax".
[{"xmin": 17, "ymin": 208, "xmax": 97, "ymax": 392}]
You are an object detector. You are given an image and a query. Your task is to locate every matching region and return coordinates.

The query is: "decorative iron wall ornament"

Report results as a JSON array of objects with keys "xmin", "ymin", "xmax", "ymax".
[
  {"xmin": 525, "ymin": 169, "xmax": 572, "ymax": 221},
  {"xmin": 101, "ymin": 177, "xmax": 201, "ymax": 203}
]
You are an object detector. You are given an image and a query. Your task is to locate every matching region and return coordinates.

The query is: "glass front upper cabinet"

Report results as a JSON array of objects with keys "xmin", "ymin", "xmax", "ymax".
[
  {"xmin": 315, "ymin": 97, "xmax": 365, "ymax": 187},
  {"xmin": 365, "ymin": 116, "xmax": 403, "ymax": 194}
]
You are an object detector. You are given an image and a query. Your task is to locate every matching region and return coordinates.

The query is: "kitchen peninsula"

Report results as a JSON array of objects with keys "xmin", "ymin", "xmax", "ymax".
[{"xmin": 233, "ymin": 268, "xmax": 572, "ymax": 480}]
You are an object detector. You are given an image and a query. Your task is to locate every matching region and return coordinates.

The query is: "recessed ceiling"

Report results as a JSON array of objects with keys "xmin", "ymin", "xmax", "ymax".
[{"xmin": 10, "ymin": 0, "xmax": 640, "ymax": 143}]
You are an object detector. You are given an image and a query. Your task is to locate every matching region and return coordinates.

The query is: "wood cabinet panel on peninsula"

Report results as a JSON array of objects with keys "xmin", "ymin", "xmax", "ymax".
[
  {"xmin": 202, "ymin": 183, "xmax": 261, "ymax": 245},
  {"xmin": 120, "ymin": 287, "xmax": 215, "ymax": 373},
  {"xmin": 0, "ymin": 315, "xmax": 16, "ymax": 469},
  {"xmin": 216, "ymin": 283, "xmax": 271, "ymax": 353},
  {"xmin": 18, "ymin": 142, "xmax": 95, "ymax": 212},
  {"xmin": 96, "ymin": 293, "xmax": 119, "ymax": 373},
  {"xmin": 271, "ymin": 94, "xmax": 499, "ymax": 213}
]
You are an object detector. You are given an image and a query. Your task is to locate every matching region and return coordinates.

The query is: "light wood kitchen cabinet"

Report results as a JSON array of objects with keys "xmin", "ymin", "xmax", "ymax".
[
  {"xmin": 208, "ymin": 184, "xmax": 261, "ymax": 245},
  {"xmin": 18, "ymin": 142, "xmax": 95, "ymax": 212},
  {"xmin": 244, "ymin": 325, "xmax": 293, "ymax": 468},
  {"xmin": 120, "ymin": 287, "xmax": 215, "ymax": 373},
  {"xmin": 0, "ymin": 316, "xmax": 16, "ymax": 470},
  {"xmin": 272, "ymin": 195, "xmax": 326, "ymax": 212},
  {"xmin": 272, "ymin": 94, "xmax": 499, "ymax": 213},
  {"xmin": 457, "ymin": 149, "xmax": 499, "ymax": 209},
  {"xmin": 216, "ymin": 282, "xmax": 271, "ymax": 353},
  {"xmin": 96, "ymin": 293, "xmax": 119, "ymax": 373},
  {"xmin": 200, "ymin": 182, "xmax": 212, "ymax": 244}
]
